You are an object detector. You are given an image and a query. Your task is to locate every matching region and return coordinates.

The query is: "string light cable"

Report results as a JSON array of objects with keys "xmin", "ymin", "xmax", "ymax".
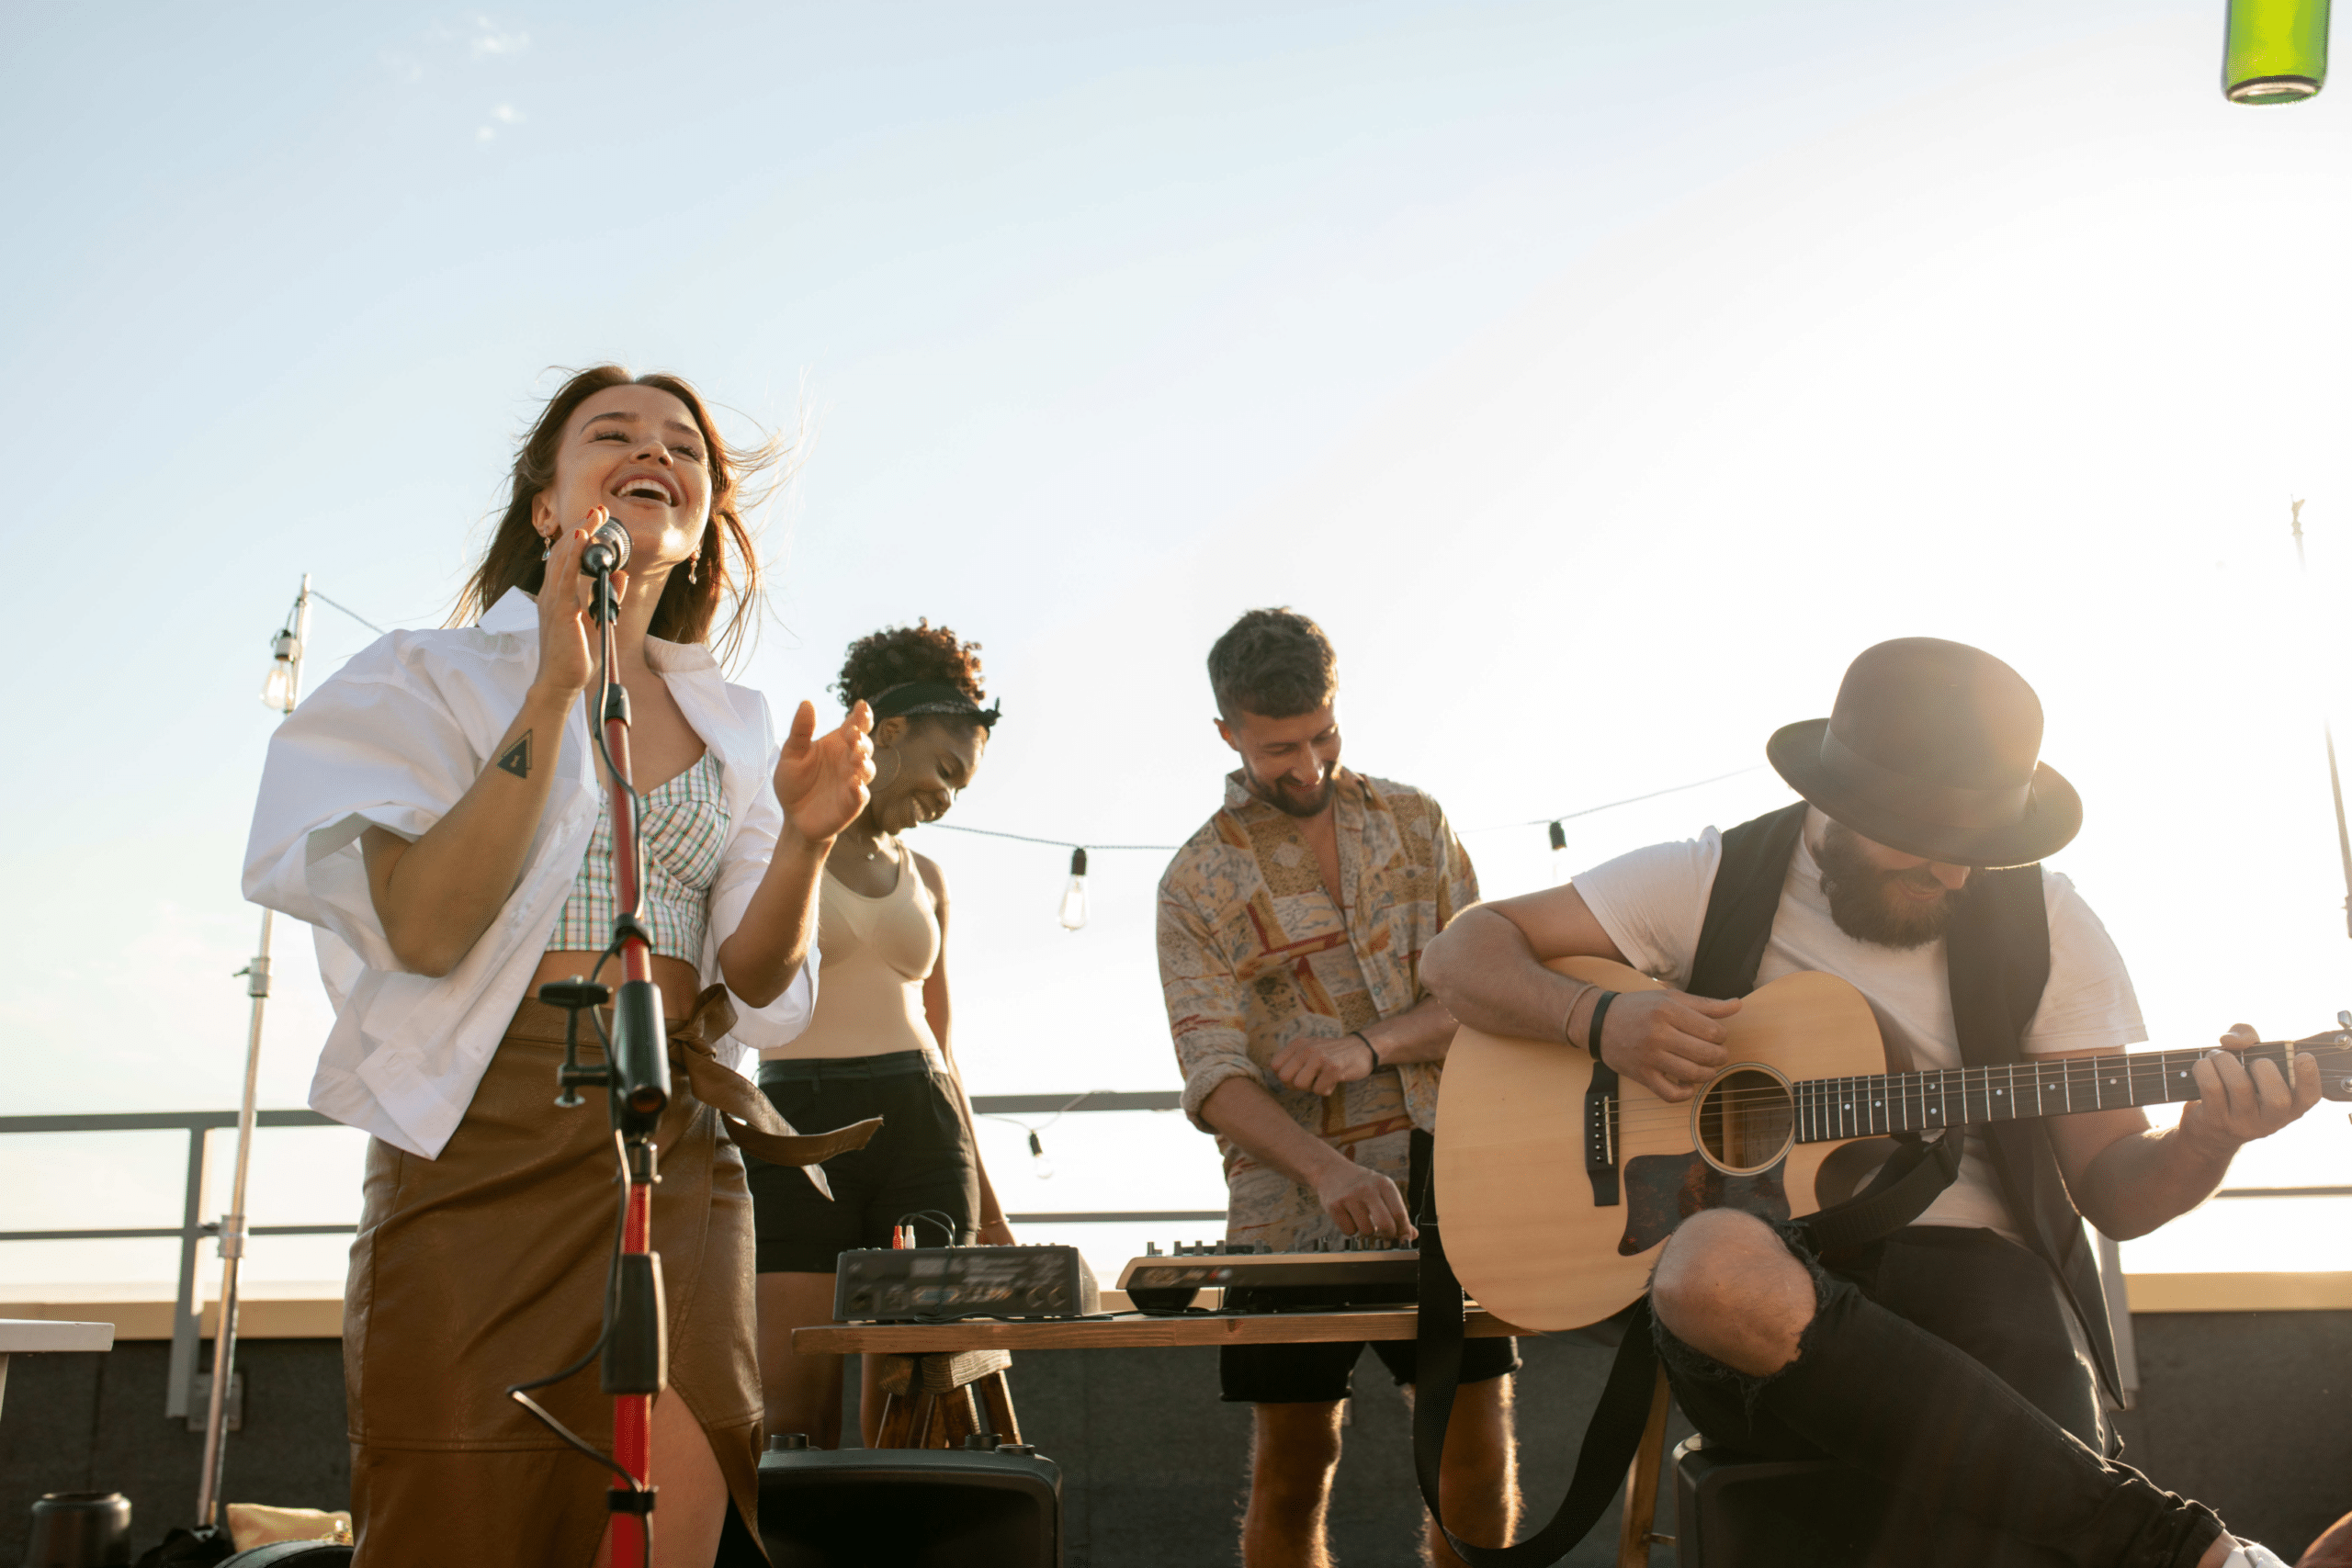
[
  {"xmin": 1462, "ymin": 765, "xmax": 1767, "ymax": 837},
  {"xmin": 925, "ymin": 827, "xmax": 1180, "ymax": 931},
  {"xmin": 927, "ymin": 762, "xmax": 1766, "ymax": 920},
  {"xmin": 977, "ymin": 1088, "xmax": 1124, "ymax": 1179},
  {"xmin": 311, "ymin": 590, "xmax": 386, "ymax": 636},
  {"xmin": 929, "ymin": 825, "xmax": 1178, "ymax": 852}
]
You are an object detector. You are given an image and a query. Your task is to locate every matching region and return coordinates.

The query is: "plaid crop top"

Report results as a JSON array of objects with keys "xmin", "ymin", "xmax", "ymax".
[{"xmin": 548, "ymin": 750, "xmax": 729, "ymax": 964}]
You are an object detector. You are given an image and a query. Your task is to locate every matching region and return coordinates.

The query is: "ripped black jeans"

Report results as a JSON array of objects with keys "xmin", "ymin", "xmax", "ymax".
[{"xmin": 1655, "ymin": 1224, "xmax": 2228, "ymax": 1568}]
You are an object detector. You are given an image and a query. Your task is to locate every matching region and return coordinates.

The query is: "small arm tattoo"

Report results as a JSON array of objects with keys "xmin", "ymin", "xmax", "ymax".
[{"xmin": 496, "ymin": 732, "xmax": 532, "ymax": 779}]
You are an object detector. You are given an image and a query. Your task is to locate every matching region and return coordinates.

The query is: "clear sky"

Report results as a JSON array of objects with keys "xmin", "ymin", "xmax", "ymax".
[{"xmin": 5, "ymin": 1, "xmax": 2348, "ymax": 1292}]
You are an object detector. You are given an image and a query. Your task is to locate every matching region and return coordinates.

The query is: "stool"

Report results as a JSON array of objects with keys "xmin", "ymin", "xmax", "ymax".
[
  {"xmin": 868, "ymin": 1349, "xmax": 1022, "ymax": 1449},
  {"xmin": 1671, "ymin": 1436, "xmax": 1883, "ymax": 1566}
]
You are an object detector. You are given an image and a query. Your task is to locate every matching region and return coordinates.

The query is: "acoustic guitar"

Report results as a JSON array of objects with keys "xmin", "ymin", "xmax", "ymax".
[{"xmin": 1433, "ymin": 956, "xmax": 2352, "ymax": 1332}]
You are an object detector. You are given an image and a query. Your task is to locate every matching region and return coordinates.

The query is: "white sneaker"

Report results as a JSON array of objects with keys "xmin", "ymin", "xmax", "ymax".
[{"xmin": 2220, "ymin": 1542, "xmax": 2290, "ymax": 1568}]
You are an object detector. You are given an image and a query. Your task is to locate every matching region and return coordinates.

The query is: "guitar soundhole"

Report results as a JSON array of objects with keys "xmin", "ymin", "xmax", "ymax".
[{"xmin": 1694, "ymin": 1066, "xmax": 1795, "ymax": 1176}]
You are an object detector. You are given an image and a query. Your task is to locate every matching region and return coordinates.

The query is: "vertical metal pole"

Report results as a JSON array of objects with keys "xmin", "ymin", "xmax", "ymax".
[
  {"xmin": 2324, "ymin": 733, "xmax": 2352, "ymax": 940},
  {"xmin": 164, "ymin": 1125, "xmax": 209, "ymax": 1421},
  {"xmin": 197, "ymin": 576, "xmax": 310, "ymax": 1523},
  {"xmin": 2290, "ymin": 504, "xmax": 2352, "ymax": 938}
]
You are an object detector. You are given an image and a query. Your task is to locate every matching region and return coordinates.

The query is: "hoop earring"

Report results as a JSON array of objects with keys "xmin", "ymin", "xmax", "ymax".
[{"xmin": 872, "ymin": 746, "xmax": 903, "ymax": 792}]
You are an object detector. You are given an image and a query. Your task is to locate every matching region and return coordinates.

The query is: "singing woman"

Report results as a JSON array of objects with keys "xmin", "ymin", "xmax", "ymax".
[
  {"xmin": 243, "ymin": 366, "xmax": 876, "ymax": 1568},
  {"xmin": 748, "ymin": 621, "xmax": 1010, "ymax": 1447}
]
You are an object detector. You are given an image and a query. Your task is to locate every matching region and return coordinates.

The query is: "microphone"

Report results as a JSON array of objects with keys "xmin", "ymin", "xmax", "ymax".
[{"xmin": 579, "ymin": 517, "xmax": 631, "ymax": 577}]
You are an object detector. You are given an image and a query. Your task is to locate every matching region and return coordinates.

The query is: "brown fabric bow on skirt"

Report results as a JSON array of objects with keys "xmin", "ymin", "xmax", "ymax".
[
  {"xmin": 343, "ymin": 987, "xmax": 879, "ymax": 1567},
  {"xmin": 665, "ymin": 986, "xmax": 884, "ymax": 1183}
]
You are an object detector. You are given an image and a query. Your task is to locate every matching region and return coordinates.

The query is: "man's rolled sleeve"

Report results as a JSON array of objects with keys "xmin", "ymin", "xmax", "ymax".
[
  {"xmin": 1430, "ymin": 801, "xmax": 1479, "ymax": 933},
  {"xmin": 1158, "ymin": 880, "xmax": 1261, "ymax": 1131}
]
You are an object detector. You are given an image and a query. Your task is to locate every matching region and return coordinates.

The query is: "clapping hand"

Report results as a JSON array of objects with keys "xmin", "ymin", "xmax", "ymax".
[{"xmin": 775, "ymin": 699, "xmax": 875, "ymax": 845}]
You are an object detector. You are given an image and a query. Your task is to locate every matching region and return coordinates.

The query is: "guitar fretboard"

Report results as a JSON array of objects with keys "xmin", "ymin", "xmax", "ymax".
[{"xmin": 1791, "ymin": 1040, "xmax": 2304, "ymax": 1143}]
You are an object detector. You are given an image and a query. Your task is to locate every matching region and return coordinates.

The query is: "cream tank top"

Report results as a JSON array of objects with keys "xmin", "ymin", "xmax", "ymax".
[{"xmin": 759, "ymin": 844, "xmax": 942, "ymax": 1061}]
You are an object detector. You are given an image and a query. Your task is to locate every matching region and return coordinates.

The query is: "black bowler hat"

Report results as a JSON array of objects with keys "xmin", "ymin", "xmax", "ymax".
[{"xmin": 1765, "ymin": 638, "xmax": 2081, "ymax": 869}]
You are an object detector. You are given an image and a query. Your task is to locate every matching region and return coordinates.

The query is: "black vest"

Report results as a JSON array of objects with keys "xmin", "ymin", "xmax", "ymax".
[{"xmin": 1685, "ymin": 801, "xmax": 2124, "ymax": 1402}]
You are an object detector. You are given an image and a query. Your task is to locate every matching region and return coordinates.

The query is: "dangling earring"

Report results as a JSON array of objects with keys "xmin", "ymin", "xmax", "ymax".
[
  {"xmin": 688, "ymin": 548, "xmax": 700, "ymax": 586},
  {"xmin": 539, "ymin": 534, "xmax": 554, "ymax": 561}
]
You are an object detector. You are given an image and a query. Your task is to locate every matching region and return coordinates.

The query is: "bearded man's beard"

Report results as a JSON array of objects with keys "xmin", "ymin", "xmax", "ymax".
[
  {"xmin": 1248, "ymin": 761, "xmax": 1337, "ymax": 818},
  {"xmin": 1816, "ymin": 822, "xmax": 1967, "ymax": 950}
]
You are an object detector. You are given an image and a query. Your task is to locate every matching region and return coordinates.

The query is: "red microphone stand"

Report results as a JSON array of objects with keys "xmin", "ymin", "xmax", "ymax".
[{"xmin": 531, "ymin": 552, "xmax": 673, "ymax": 1566}]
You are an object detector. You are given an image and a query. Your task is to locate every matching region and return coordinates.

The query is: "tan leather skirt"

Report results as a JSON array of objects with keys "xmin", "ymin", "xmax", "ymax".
[{"xmin": 344, "ymin": 989, "xmax": 877, "ymax": 1567}]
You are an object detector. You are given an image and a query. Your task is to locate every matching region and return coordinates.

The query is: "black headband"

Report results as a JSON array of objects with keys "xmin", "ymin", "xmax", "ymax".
[{"xmin": 868, "ymin": 679, "xmax": 1001, "ymax": 728}]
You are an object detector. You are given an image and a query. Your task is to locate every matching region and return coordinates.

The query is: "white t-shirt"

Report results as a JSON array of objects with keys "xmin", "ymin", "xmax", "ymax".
[{"xmin": 1572, "ymin": 808, "xmax": 2145, "ymax": 1238}]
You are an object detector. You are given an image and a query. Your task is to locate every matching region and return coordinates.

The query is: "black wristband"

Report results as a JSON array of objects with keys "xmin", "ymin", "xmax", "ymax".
[
  {"xmin": 1347, "ymin": 1030, "xmax": 1378, "ymax": 1071},
  {"xmin": 1585, "ymin": 990, "xmax": 1619, "ymax": 1057}
]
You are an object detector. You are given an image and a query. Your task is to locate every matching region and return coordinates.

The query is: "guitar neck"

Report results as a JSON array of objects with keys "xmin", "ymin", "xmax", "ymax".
[{"xmin": 1792, "ymin": 1039, "xmax": 2303, "ymax": 1143}]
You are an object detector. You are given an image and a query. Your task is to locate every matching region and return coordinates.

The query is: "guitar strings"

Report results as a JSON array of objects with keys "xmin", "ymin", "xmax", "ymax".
[
  {"xmin": 1601, "ymin": 1083, "xmax": 2305, "ymax": 1139},
  {"xmin": 1581, "ymin": 1039, "xmax": 2317, "ymax": 1112},
  {"xmin": 1586, "ymin": 1042, "xmax": 2328, "ymax": 1137},
  {"xmin": 1602, "ymin": 1054, "xmax": 2273, "ymax": 1118}
]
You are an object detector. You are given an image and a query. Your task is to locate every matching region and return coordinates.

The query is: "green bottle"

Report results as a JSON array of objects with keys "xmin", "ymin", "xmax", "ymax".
[{"xmin": 2224, "ymin": 0, "xmax": 2331, "ymax": 103}]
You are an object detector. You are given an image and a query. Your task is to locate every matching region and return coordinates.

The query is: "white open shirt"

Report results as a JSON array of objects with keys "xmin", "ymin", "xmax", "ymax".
[{"xmin": 243, "ymin": 588, "xmax": 818, "ymax": 1159}]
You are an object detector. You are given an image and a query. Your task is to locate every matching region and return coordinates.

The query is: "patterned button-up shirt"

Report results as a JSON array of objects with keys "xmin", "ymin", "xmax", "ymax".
[{"xmin": 1156, "ymin": 768, "xmax": 1477, "ymax": 1250}]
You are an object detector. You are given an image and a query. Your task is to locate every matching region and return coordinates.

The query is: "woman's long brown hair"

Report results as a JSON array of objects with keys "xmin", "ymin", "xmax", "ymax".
[{"xmin": 452, "ymin": 366, "xmax": 775, "ymax": 664}]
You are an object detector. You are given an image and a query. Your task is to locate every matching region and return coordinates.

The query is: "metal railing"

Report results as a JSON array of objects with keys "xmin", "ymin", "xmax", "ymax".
[
  {"xmin": 3, "ymin": 1101, "xmax": 2337, "ymax": 1418},
  {"xmin": 0, "ymin": 1096, "xmax": 1209, "ymax": 1418}
]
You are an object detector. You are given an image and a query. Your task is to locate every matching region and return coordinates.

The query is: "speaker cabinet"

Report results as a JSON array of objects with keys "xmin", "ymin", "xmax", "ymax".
[{"xmin": 758, "ymin": 1445, "xmax": 1062, "ymax": 1568}]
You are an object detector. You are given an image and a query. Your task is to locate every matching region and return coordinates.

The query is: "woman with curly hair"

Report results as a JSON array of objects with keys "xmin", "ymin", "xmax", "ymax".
[
  {"xmin": 244, "ymin": 367, "xmax": 876, "ymax": 1566},
  {"xmin": 747, "ymin": 619, "xmax": 1011, "ymax": 1447}
]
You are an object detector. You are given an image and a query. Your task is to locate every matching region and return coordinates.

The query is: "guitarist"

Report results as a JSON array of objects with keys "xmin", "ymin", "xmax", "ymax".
[
  {"xmin": 1157, "ymin": 607, "xmax": 1520, "ymax": 1568},
  {"xmin": 1421, "ymin": 637, "xmax": 2323, "ymax": 1568}
]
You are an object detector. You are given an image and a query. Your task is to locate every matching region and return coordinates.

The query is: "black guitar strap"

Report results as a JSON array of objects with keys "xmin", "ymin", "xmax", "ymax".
[
  {"xmin": 1799, "ymin": 1129, "xmax": 1964, "ymax": 1259},
  {"xmin": 1411, "ymin": 1219, "xmax": 1659, "ymax": 1568}
]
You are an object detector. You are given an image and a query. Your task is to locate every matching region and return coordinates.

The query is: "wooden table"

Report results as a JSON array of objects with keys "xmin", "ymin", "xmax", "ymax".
[
  {"xmin": 798, "ymin": 1308, "xmax": 1521, "ymax": 1451},
  {"xmin": 796, "ymin": 1309, "xmax": 1673, "ymax": 1566},
  {"xmin": 799, "ymin": 1306, "xmax": 1523, "ymax": 1457},
  {"xmin": 795, "ymin": 1305, "xmax": 1525, "ymax": 1357}
]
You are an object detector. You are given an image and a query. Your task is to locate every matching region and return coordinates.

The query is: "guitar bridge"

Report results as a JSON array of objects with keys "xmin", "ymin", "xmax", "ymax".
[{"xmin": 1584, "ymin": 1063, "xmax": 1621, "ymax": 1206}]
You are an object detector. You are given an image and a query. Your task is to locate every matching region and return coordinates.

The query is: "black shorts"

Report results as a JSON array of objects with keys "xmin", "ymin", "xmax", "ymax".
[
  {"xmin": 1218, "ymin": 1129, "xmax": 1522, "ymax": 1404},
  {"xmin": 744, "ymin": 1051, "xmax": 980, "ymax": 1275}
]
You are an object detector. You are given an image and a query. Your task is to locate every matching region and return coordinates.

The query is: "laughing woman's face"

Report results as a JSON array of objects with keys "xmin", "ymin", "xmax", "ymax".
[
  {"xmin": 871, "ymin": 716, "xmax": 989, "ymax": 834},
  {"xmin": 532, "ymin": 383, "xmax": 713, "ymax": 576}
]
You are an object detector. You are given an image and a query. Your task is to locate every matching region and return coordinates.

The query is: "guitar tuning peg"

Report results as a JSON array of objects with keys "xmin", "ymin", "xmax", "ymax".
[{"xmin": 2336, "ymin": 1010, "xmax": 2349, "ymax": 1031}]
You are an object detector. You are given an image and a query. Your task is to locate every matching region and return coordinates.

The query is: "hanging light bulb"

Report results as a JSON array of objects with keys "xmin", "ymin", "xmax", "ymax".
[
  {"xmin": 2224, "ymin": 0, "xmax": 2330, "ymax": 103},
  {"xmin": 1058, "ymin": 847, "xmax": 1090, "ymax": 931},
  {"xmin": 1548, "ymin": 820, "xmax": 1568, "ymax": 885},
  {"xmin": 1026, "ymin": 1129, "xmax": 1057, "ymax": 1180},
  {"xmin": 260, "ymin": 629, "xmax": 300, "ymax": 713}
]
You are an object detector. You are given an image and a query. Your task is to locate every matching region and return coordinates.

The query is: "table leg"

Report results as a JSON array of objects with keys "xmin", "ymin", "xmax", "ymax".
[
  {"xmin": 975, "ymin": 1370, "xmax": 1021, "ymax": 1446},
  {"xmin": 873, "ymin": 1390, "xmax": 913, "ymax": 1448},
  {"xmin": 956, "ymin": 1383, "xmax": 985, "ymax": 1444},
  {"xmin": 910, "ymin": 1388, "xmax": 942, "ymax": 1449},
  {"xmin": 1615, "ymin": 1366, "xmax": 1672, "ymax": 1568}
]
